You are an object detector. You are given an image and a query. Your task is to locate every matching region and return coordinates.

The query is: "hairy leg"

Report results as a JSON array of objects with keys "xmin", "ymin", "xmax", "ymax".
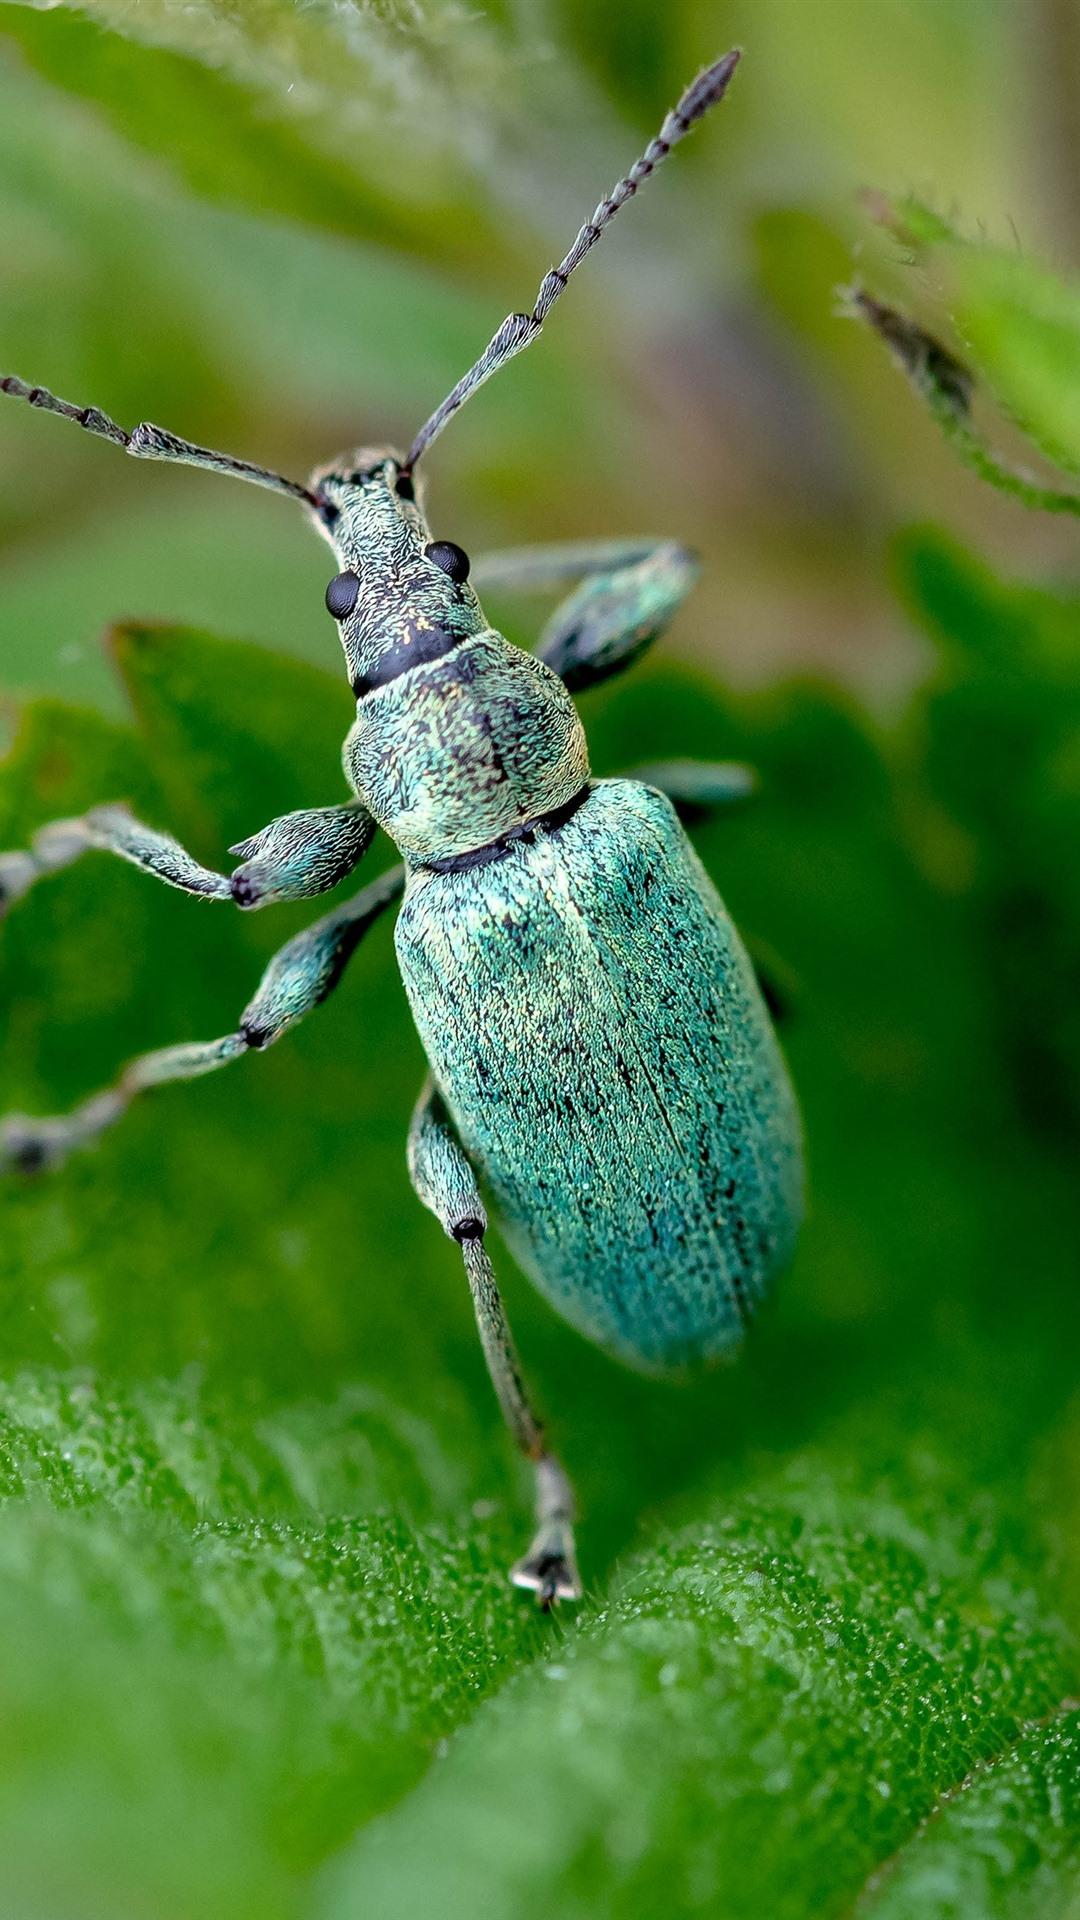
[
  {"xmin": 2, "ymin": 865, "xmax": 403, "ymax": 1174},
  {"xmin": 473, "ymin": 537, "xmax": 700, "ymax": 692},
  {"xmin": 0, "ymin": 799, "xmax": 374, "ymax": 918}
]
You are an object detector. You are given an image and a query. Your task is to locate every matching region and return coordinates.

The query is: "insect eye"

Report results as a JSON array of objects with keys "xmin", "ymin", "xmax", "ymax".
[
  {"xmin": 394, "ymin": 471, "xmax": 415, "ymax": 502},
  {"xmin": 325, "ymin": 570, "xmax": 360, "ymax": 619},
  {"xmin": 424, "ymin": 540, "xmax": 470, "ymax": 584}
]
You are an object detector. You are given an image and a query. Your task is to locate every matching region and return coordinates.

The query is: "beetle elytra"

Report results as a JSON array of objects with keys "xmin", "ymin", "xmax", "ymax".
[{"xmin": 0, "ymin": 49, "xmax": 802, "ymax": 1606}]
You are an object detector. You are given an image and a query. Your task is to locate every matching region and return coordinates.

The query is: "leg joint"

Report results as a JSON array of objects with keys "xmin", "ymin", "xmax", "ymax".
[{"xmin": 451, "ymin": 1214, "xmax": 486, "ymax": 1244}]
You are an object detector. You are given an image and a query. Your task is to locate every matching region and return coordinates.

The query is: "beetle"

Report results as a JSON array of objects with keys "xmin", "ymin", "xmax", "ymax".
[{"xmin": 0, "ymin": 49, "xmax": 802, "ymax": 1606}]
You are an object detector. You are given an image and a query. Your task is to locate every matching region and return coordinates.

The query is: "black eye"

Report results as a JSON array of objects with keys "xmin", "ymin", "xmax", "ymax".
[
  {"xmin": 424, "ymin": 540, "xmax": 470, "ymax": 584},
  {"xmin": 394, "ymin": 471, "xmax": 415, "ymax": 501},
  {"xmin": 325, "ymin": 570, "xmax": 360, "ymax": 619}
]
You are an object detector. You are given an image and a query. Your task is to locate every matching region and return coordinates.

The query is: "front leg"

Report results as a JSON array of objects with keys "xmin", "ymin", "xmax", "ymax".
[
  {"xmin": 407, "ymin": 1081, "xmax": 581, "ymax": 1608},
  {"xmin": 473, "ymin": 538, "xmax": 699, "ymax": 691},
  {"xmin": 0, "ymin": 798, "xmax": 374, "ymax": 917}
]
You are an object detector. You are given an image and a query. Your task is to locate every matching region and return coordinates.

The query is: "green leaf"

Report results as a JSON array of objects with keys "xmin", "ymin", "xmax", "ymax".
[
  {"xmin": 861, "ymin": 1707, "xmax": 1080, "ymax": 1920},
  {"xmin": 319, "ymin": 1446, "xmax": 1077, "ymax": 1920},
  {"xmin": 919, "ymin": 221, "xmax": 1080, "ymax": 478}
]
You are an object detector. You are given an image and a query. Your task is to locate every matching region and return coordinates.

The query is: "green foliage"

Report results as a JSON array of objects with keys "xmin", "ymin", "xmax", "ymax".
[
  {"xmin": 862, "ymin": 1710, "xmax": 1080, "ymax": 1920},
  {"xmin": 0, "ymin": 2, "xmax": 507, "ymax": 263},
  {"xmin": 898, "ymin": 529, "xmax": 1080, "ymax": 1133},
  {"xmin": 854, "ymin": 198, "xmax": 1080, "ymax": 513},
  {"xmin": 3, "ymin": 1, "xmax": 1080, "ymax": 1915}
]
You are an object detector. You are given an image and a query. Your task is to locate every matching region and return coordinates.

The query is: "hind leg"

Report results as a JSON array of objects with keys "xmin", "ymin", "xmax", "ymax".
[
  {"xmin": 624, "ymin": 757, "xmax": 757, "ymax": 819},
  {"xmin": 408, "ymin": 1080, "xmax": 581, "ymax": 1608}
]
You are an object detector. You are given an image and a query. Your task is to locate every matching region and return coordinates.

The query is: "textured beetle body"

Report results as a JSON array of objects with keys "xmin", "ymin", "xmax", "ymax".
[
  {"xmin": 396, "ymin": 777, "xmax": 802, "ymax": 1371},
  {"xmin": 323, "ymin": 457, "xmax": 803, "ymax": 1370},
  {"xmin": 1, "ymin": 51, "xmax": 800, "ymax": 1601},
  {"xmin": 343, "ymin": 633, "xmax": 588, "ymax": 863}
]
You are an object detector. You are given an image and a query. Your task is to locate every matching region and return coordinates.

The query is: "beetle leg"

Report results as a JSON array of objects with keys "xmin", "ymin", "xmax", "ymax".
[
  {"xmin": 407, "ymin": 1080, "xmax": 582, "ymax": 1608},
  {"xmin": 1, "ymin": 865, "xmax": 403, "ymax": 1175},
  {"xmin": 471, "ymin": 537, "xmax": 700, "ymax": 692},
  {"xmin": 0, "ymin": 798, "xmax": 375, "ymax": 919},
  {"xmin": 623, "ymin": 757, "xmax": 758, "ymax": 821},
  {"xmin": 225, "ymin": 801, "xmax": 374, "ymax": 907},
  {"xmin": 0, "ymin": 806, "xmax": 231, "ymax": 912}
]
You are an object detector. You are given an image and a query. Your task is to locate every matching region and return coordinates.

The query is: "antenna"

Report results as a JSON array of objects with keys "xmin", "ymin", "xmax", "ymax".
[
  {"xmin": 401, "ymin": 49, "xmax": 741, "ymax": 474},
  {"xmin": 0, "ymin": 375, "xmax": 322, "ymax": 509}
]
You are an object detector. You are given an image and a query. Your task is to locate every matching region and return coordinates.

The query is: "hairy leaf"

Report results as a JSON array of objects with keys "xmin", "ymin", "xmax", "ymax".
[{"xmin": 854, "ymin": 196, "xmax": 1080, "ymax": 510}]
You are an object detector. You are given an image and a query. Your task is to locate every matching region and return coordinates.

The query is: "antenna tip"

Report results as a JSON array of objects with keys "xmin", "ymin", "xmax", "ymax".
[
  {"xmin": 678, "ymin": 48, "xmax": 743, "ymax": 126},
  {"xmin": 709, "ymin": 48, "xmax": 743, "ymax": 88}
]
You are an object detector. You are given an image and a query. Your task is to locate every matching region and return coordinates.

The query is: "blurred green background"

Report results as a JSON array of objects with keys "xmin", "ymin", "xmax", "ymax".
[{"xmin": 2, "ymin": 2, "xmax": 1080, "ymax": 1917}]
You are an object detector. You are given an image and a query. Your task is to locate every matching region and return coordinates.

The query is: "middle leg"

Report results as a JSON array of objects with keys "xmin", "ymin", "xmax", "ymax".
[
  {"xmin": 2, "ymin": 865, "xmax": 403, "ymax": 1174},
  {"xmin": 407, "ymin": 1080, "xmax": 581, "ymax": 1607}
]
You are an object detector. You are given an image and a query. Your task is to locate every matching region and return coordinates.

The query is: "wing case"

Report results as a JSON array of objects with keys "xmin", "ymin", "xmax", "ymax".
[{"xmin": 395, "ymin": 778, "xmax": 802, "ymax": 1370}]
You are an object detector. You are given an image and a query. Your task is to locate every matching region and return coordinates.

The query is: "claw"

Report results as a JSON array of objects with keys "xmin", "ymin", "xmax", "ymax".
[
  {"xmin": 1, "ymin": 1090, "xmax": 125, "ymax": 1176},
  {"xmin": 511, "ymin": 1538, "xmax": 582, "ymax": 1609},
  {"xmin": 1, "ymin": 1115, "xmax": 69, "ymax": 1175},
  {"xmin": 0, "ymin": 852, "xmax": 37, "ymax": 916}
]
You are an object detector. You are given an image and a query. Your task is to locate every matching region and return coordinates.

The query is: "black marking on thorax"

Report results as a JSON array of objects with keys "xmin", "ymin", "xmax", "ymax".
[
  {"xmin": 418, "ymin": 783, "xmax": 592, "ymax": 876},
  {"xmin": 351, "ymin": 623, "xmax": 463, "ymax": 697}
]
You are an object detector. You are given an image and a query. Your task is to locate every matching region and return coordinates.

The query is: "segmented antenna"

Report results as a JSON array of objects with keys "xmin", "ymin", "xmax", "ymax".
[
  {"xmin": 402, "ymin": 49, "xmax": 741, "ymax": 475},
  {"xmin": 0, "ymin": 375, "xmax": 322, "ymax": 509}
]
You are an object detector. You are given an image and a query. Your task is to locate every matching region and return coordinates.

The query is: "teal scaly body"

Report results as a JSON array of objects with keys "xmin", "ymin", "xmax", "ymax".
[
  {"xmin": 399, "ymin": 778, "xmax": 801, "ymax": 1370},
  {"xmin": 0, "ymin": 50, "xmax": 803, "ymax": 1603}
]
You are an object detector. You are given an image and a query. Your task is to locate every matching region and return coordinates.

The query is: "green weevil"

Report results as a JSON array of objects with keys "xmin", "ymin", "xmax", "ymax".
[{"xmin": 0, "ymin": 49, "xmax": 802, "ymax": 1605}]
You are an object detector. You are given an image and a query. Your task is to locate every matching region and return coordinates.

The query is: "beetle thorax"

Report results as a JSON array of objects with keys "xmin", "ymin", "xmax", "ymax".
[{"xmin": 343, "ymin": 635, "xmax": 590, "ymax": 865}]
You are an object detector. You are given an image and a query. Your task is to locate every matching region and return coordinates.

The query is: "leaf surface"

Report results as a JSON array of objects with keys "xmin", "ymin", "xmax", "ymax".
[{"xmin": 2, "ymin": 619, "xmax": 1078, "ymax": 1917}]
